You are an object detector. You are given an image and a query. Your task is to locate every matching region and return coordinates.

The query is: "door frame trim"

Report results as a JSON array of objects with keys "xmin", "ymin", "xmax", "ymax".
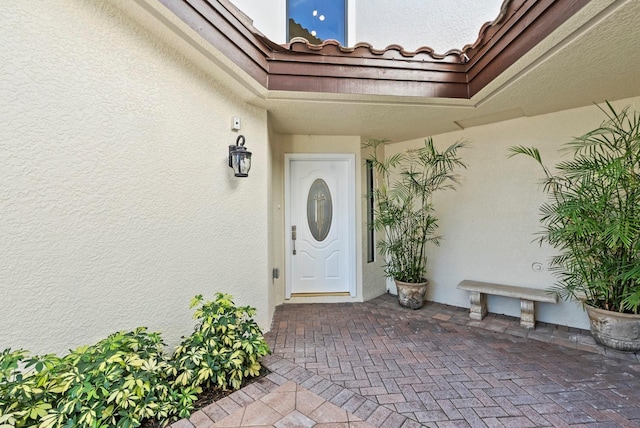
[{"xmin": 284, "ymin": 153, "xmax": 356, "ymax": 299}]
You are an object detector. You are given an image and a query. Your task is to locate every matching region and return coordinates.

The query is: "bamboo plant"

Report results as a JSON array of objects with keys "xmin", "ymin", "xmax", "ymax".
[
  {"xmin": 509, "ymin": 103, "xmax": 640, "ymax": 314},
  {"xmin": 364, "ymin": 138, "xmax": 468, "ymax": 283}
]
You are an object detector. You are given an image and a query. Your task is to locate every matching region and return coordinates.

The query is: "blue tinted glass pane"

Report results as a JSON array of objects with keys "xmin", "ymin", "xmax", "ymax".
[{"xmin": 288, "ymin": 0, "xmax": 346, "ymax": 45}]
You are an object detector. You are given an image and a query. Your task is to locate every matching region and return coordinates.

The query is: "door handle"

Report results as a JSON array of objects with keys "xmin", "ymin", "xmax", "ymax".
[{"xmin": 292, "ymin": 225, "xmax": 297, "ymax": 255}]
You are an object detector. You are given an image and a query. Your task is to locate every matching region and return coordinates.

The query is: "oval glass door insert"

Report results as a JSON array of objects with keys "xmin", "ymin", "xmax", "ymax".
[{"xmin": 306, "ymin": 179, "xmax": 333, "ymax": 241}]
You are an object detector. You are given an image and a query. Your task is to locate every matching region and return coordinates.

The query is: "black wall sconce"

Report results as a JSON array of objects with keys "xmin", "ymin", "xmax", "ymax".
[{"xmin": 228, "ymin": 135, "xmax": 252, "ymax": 177}]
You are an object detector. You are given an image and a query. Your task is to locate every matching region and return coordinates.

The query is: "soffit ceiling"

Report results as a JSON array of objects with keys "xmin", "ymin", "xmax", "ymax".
[{"xmin": 150, "ymin": 0, "xmax": 640, "ymax": 142}]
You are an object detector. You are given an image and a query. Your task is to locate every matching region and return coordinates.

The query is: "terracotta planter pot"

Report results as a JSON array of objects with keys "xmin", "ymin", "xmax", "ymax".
[
  {"xmin": 395, "ymin": 279, "xmax": 429, "ymax": 310},
  {"xmin": 585, "ymin": 304, "xmax": 640, "ymax": 352}
]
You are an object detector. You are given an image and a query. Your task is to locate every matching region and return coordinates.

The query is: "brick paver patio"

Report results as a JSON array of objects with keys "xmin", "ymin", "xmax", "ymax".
[{"xmin": 173, "ymin": 294, "xmax": 640, "ymax": 427}]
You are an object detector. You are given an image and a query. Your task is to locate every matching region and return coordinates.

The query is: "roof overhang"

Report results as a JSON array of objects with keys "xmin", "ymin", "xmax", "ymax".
[
  {"xmin": 158, "ymin": 0, "xmax": 588, "ymax": 99},
  {"xmin": 140, "ymin": 0, "xmax": 640, "ymax": 140}
]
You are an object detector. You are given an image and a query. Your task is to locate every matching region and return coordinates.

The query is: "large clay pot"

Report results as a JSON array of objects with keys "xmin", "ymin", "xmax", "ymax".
[
  {"xmin": 585, "ymin": 304, "xmax": 640, "ymax": 352},
  {"xmin": 395, "ymin": 279, "xmax": 429, "ymax": 309}
]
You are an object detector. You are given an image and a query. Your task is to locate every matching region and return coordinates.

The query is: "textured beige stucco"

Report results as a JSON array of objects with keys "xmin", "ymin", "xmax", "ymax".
[
  {"xmin": 385, "ymin": 97, "xmax": 640, "ymax": 329},
  {"xmin": 230, "ymin": 0, "xmax": 286, "ymax": 43},
  {"xmin": 360, "ymin": 139, "xmax": 387, "ymax": 302},
  {"xmin": 1, "ymin": 1, "xmax": 270, "ymax": 355},
  {"xmin": 355, "ymin": 0, "xmax": 504, "ymax": 53}
]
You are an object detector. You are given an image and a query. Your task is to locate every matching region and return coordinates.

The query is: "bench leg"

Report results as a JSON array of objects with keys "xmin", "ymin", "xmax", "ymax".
[
  {"xmin": 469, "ymin": 291, "xmax": 487, "ymax": 320},
  {"xmin": 520, "ymin": 299, "xmax": 535, "ymax": 329}
]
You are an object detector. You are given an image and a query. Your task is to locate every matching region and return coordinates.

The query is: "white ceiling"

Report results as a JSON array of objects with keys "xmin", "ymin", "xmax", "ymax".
[{"xmin": 242, "ymin": 0, "xmax": 640, "ymax": 142}]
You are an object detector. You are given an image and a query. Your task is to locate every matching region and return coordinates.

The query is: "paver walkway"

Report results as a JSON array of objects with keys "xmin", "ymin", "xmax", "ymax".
[{"xmin": 173, "ymin": 294, "xmax": 640, "ymax": 427}]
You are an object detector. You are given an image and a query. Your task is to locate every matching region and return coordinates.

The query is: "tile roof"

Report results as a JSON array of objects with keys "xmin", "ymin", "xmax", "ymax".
[{"xmin": 281, "ymin": 0, "xmax": 513, "ymax": 64}]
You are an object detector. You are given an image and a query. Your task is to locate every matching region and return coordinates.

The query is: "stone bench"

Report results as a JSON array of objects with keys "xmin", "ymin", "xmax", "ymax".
[{"xmin": 456, "ymin": 280, "xmax": 558, "ymax": 329}]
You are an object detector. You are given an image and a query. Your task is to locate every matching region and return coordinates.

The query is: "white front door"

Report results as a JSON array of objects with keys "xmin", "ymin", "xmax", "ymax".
[{"xmin": 285, "ymin": 154, "xmax": 356, "ymax": 298}]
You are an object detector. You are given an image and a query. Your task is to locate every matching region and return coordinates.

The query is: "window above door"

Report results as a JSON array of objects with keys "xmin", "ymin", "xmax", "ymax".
[{"xmin": 287, "ymin": 0, "xmax": 346, "ymax": 45}]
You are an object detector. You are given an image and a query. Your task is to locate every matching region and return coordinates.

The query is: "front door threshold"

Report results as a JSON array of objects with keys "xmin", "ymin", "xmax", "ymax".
[{"xmin": 290, "ymin": 292, "xmax": 351, "ymax": 298}]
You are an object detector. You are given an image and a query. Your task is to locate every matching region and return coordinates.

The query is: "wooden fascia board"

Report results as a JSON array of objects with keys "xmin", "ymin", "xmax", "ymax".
[
  {"xmin": 267, "ymin": 51, "xmax": 467, "ymax": 96},
  {"xmin": 466, "ymin": 0, "xmax": 590, "ymax": 97},
  {"xmin": 268, "ymin": 60, "xmax": 466, "ymax": 82},
  {"xmin": 267, "ymin": 74, "xmax": 469, "ymax": 98},
  {"xmin": 158, "ymin": 0, "xmax": 271, "ymax": 86},
  {"xmin": 157, "ymin": 0, "xmax": 589, "ymax": 99}
]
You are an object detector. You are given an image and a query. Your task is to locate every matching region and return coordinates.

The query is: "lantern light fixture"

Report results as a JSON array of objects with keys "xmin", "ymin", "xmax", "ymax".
[{"xmin": 228, "ymin": 135, "xmax": 252, "ymax": 177}]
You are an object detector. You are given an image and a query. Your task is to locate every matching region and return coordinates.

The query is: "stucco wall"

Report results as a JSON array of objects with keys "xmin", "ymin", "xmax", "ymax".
[
  {"xmin": 1, "ymin": 0, "xmax": 270, "ymax": 355},
  {"xmin": 385, "ymin": 97, "xmax": 640, "ymax": 329},
  {"xmin": 360, "ymin": 139, "xmax": 387, "ymax": 301},
  {"xmin": 231, "ymin": 0, "xmax": 286, "ymax": 44},
  {"xmin": 355, "ymin": 0, "xmax": 503, "ymax": 53}
]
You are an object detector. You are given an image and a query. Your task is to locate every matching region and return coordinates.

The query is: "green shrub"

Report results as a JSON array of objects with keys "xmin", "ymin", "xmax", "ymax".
[
  {"xmin": 0, "ymin": 328, "xmax": 184, "ymax": 428},
  {"xmin": 0, "ymin": 349, "xmax": 68, "ymax": 428},
  {"xmin": 172, "ymin": 293, "xmax": 270, "ymax": 391},
  {"xmin": 509, "ymin": 103, "xmax": 640, "ymax": 313},
  {"xmin": 0, "ymin": 293, "xmax": 270, "ymax": 428},
  {"xmin": 364, "ymin": 137, "xmax": 468, "ymax": 283}
]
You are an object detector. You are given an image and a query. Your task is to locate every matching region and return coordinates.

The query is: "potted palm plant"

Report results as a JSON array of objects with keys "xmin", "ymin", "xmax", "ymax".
[
  {"xmin": 509, "ymin": 102, "xmax": 640, "ymax": 352},
  {"xmin": 364, "ymin": 137, "xmax": 468, "ymax": 309}
]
